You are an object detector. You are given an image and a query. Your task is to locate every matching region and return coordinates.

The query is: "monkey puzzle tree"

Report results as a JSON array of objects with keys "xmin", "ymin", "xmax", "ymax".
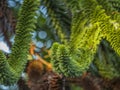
[
  {"xmin": 0, "ymin": 0, "xmax": 39, "ymax": 85},
  {"xmin": 0, "ymin": 0, "xmax": 120, "ymax": 90},
  {"xmin": 48, "ymin": 0, "xmax": 120, "ymax": 79}
]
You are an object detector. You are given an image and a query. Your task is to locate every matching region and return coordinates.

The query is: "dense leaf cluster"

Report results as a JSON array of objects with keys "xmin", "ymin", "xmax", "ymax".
[{"xmin": 0, "ymin": 0, "xmax": 39, "ymax": 85}]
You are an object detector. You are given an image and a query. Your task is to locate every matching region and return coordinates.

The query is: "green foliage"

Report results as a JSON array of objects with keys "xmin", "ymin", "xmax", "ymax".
[
  {"xmin": 50, "ymin": 43, "xmax": 62, "ymax": 74},
  {"xmin": 0, "ymin": 0, "xmax": 39, "ymax": 85},
  {"xmin": 109, "ymin": 0, "xmax": 120, "ymax": 11},
  {"xmin": 0, "ymin": 51, "xmax": 17, "ymax": 85},
  {"xmin": 51, "ymin": 42, "xmax": 94, "ymax": 77},
  {"xmin": 51, "ymin": 43, "xmax": 80, "ymax": 77},
  {"xmin": 95, "ymin": 59, "xmax": 119, "ymax": 79},
  {"xmin": 50, "ymin": 0, "xmax": 120, "ymax": 78},
  {"xmin": 93, "ymin": 40, "xmax": 120, "ymax": 79},
  {"xmin": 1, "ymin": 0, "xmax": 120, "ymax": 85},
  {"xmin": 70, "ymin": 84, "xmax": 83, "ymax": 90},
  {"xmin": 63, "ymin": 0, "xmax": 81, "ymax": 14},
  {"xmin": 41, "ymin": 0, "xmax": 71, "ymax": 43}
]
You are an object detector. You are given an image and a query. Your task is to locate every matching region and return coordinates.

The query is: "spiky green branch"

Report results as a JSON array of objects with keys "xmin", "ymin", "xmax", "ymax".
[
  {"xmin": 41, "ymin": 0, "xmax": 71, "ymax": 43},
  {"xmin": 51, "ymin": 43, "xmax": 94, "ymax": 77},
  {"xmin": 93, "ymin": 40, "xmax": 120, "ymax": 79},
  {"xmin": 50, "ymin": 0, "xmax": 120, "ymax": 78},
  {"xmin": 0, "ymin": 0, "xmax": 39, "ymax": 85}
]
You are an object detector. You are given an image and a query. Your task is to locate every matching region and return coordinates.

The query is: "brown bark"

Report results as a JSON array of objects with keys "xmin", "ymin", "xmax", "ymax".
[{"xmin": 0, "ymin": 0, "xmax": 16, "ymax": 48}]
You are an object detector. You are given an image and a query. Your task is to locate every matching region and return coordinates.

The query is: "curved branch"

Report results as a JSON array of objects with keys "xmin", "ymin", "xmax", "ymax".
[{"xmin": 0, "ymin": 0, "xmax": 39, "ymax": 85}]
